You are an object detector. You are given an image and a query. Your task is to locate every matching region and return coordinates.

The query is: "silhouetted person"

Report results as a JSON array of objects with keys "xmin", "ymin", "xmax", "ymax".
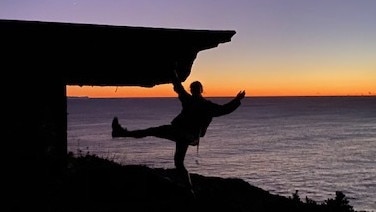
[{"xmin": 112, "ymin": 70, "xmax": 246, "ymax": 190}]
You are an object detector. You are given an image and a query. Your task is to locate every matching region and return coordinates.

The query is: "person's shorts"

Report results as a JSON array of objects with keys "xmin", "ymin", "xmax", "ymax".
[{"xmin": 152, "ymin": 125, "xmax": 198, "ymax": 146}]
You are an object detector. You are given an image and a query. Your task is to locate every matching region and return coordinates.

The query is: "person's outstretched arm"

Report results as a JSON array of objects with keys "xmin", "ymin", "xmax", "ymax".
[{"xmin": 211, "ymin": 90, "xmax": 246, "ymax": 117}]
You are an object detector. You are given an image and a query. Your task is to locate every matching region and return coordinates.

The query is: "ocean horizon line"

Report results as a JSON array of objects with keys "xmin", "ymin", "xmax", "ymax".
[{"xmin": 67, "ymin": 95, "xmax": 376, "ymax": 99}]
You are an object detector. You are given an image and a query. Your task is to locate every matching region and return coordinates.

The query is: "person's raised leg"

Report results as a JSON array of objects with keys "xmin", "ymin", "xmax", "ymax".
[{"xmin": 112, "ymin": 118, "xmax": 175, "ymax": 139}]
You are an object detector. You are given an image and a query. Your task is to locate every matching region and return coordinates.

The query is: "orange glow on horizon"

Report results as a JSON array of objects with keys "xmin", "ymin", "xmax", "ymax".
[
  {"xmin": 67, "ymin": 80, "xmax": 376, "ymax": 98},
  {"xmin": 66, "ymin": 66, "xmax": 376, "ymax": 98}
]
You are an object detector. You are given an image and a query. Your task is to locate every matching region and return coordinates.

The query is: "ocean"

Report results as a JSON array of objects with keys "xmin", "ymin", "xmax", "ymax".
[{"xmin": 67, "ymin": 96, "xmax": 376, "ymax": 211}]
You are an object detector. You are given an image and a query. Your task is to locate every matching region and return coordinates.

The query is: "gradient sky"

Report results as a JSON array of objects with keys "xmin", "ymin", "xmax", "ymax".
[{"xmin": 1, "ymin": 0, "xmax": 375, "ymax": 97}]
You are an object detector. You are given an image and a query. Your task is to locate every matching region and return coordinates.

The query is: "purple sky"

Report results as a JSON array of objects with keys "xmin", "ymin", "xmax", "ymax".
[{"xmin": 1, "ymin": 0, "xmax": 375, "ymax": 96}]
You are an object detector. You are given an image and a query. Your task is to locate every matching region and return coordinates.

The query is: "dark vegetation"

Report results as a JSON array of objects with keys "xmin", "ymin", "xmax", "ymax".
[
  {"xmin": 69, "ymin": 153, "xmax": 361, "ymax": 211},
  {"xmin": 20, "ymin": 152, "xmax": 364, "ymax": 212}
]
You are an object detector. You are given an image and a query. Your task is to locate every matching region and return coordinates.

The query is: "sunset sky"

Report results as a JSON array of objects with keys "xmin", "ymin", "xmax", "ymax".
[{"xmin": 1, "ymin": 0, "xmax": 375, "ymax": 97}]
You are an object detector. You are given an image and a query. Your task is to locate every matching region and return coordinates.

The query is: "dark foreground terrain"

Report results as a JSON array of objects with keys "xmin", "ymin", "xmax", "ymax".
[{"xmin": 9, "ymin": 153, "xmax": 361, "ymax": 212}]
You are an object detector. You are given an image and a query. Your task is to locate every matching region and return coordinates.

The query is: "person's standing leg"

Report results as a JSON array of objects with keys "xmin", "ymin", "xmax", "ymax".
[
  {"xmin": 174, "ymin": 142, "xmax": 193, "ymax": 187},
  {"xmin": 174, "ymin": 142, "xmax": 189, "ymax": 171},
  {"xmin": 174, "ymin": 141, "xmax": 196, "ymax": 199}
]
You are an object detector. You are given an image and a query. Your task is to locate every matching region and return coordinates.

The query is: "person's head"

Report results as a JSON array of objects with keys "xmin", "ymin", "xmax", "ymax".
[{"xmin": 190, "ymin": 81, "xmax": 203, "ymax": 96}]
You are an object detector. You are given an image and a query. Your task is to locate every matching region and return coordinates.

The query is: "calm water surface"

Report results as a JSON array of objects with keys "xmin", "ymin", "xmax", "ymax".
[{"xmin": 68, "ymin": 96, "xmax": 376, "ymax": 211}]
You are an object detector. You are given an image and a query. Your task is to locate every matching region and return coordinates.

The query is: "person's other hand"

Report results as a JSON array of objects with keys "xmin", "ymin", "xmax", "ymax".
[{"xmin": 236, "ymin": 90, "xmax": 246, "ymax": 100}]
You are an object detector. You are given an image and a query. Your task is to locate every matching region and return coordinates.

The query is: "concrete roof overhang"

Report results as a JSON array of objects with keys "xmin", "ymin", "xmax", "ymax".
[{"xmin": 1, "ymin": 19, "xmax": 235, "ymax": 87}]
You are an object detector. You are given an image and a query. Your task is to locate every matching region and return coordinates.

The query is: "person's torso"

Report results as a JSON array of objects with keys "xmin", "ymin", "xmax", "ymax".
[{"xmin": 171, "ymin": 96, "xmax": 214, "ymax": 137}]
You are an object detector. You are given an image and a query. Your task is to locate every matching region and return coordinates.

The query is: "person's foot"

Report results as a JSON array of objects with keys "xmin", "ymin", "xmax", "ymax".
[{"xmin": 112, "ymin": 117, "xmax": 128, "ymax": 137}]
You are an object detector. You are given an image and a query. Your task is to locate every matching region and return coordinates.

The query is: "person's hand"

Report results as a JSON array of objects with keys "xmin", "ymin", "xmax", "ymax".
[
  {"xmin": 172, "ymin": 69, "xmax": 179, "ymax": 79},
  {"xmin": 171, "ymin": 69, "xmax": 181, "ymax": 83},
  {"xmin": 236, "ymin": 90, "xmax": 246, "ymax": 100}
]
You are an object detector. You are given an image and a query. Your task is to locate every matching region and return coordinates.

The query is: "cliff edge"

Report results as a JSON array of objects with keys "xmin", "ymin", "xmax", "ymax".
[{"xmin": 10, "ymin": 153, "xmax": 357, "ymax": 212}]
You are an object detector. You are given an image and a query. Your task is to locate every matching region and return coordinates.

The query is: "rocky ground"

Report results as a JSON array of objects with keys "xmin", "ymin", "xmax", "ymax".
[{"xmin": 8, "ymin": 153, "xmax": 359, "ymax": 212}]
